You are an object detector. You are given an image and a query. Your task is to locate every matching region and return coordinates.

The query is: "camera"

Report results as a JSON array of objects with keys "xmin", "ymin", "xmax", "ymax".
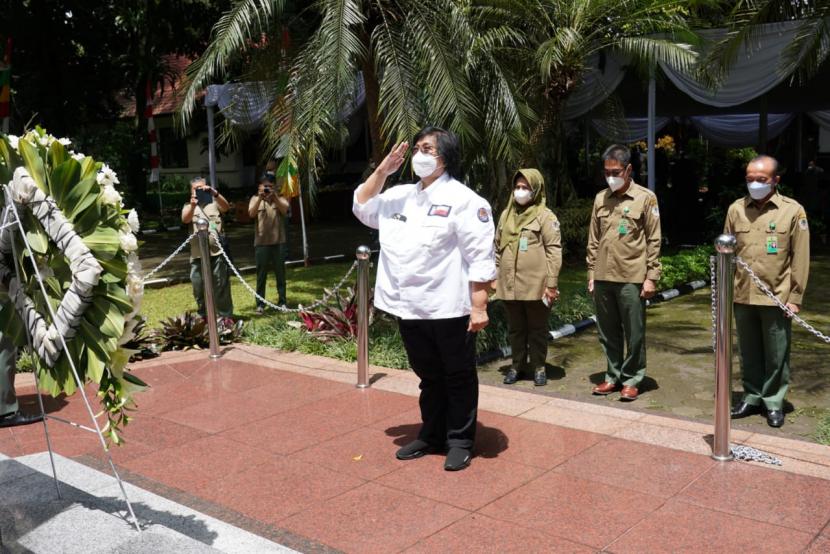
[{"xmin": 263, "ymin": 187, "xmax": 271, "ymax": 194}]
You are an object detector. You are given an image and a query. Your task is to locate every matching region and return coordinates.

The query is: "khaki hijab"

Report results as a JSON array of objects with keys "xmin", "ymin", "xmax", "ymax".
[{"xmin": 498, "ymin": 168, "xmax": 546, "ymax": 250}]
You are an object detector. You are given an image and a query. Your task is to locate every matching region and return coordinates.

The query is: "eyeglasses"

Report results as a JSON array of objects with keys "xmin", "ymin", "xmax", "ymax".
[{"xmin": 412, "ymin": 144, "xmax": 438, "ymax": 155}]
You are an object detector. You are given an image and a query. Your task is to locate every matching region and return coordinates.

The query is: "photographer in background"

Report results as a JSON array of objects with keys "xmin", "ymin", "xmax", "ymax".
[
  {"xmin": 182, "ymin": 177, "xmax": 234, "ymax": 322},
  {"xmin": 249, "ymin": 177, "xmax": 290, "ymax": 313}
]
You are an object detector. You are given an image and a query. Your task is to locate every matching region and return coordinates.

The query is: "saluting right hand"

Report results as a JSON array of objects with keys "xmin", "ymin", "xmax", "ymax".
[{"xmin": 376, "ymin": 142, "xmax": 409, "ymax": 176}]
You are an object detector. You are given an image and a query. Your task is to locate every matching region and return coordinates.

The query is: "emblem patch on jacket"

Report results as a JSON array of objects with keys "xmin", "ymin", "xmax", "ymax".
[
  {"xmin": 428, "ymin": 204, "xmax": 452, "ymax": 217},
  {"xmin": 477, "ymin": 207, "xmax": 490, "ymax": 222}
]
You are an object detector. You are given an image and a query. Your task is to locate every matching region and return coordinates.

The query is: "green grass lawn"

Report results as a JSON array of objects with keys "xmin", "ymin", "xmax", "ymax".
[{"xmin": 141, "ymin": 259, "xmax": 589, "ymax": 327}]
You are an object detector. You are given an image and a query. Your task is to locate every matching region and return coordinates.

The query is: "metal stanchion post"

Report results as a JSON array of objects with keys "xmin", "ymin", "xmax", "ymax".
[
  {"xmin": 196, "ymin": 218, "xmax": 222, "ymax": 359},
  {"xmin": 712, "ymin": 234, "xmax": 736, "ymax": 461},
  {"xmin": 356, "ymin": 245, "xmax": 371, "ymax": 388}
]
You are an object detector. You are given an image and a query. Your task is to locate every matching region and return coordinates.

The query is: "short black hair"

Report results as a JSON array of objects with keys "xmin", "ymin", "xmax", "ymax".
[
  {"xmin": 602, "ymin": 144, "xmax": 631, "ymax": 167},
  {"xmin": 413, "ymin": 126, "xmax": 463, "ymax": 180}
]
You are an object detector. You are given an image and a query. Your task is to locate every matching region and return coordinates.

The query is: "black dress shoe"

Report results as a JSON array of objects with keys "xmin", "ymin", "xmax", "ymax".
[
  {"xmin": 730, "ymin": 401, "xmax": 761, "ymax": 419},
  {"xmin": 503, "ymin": 369, "xmax": 518, "ymax": 385},
  {"xmin": 766, "ymin": 410, "xmax": 785, "ymax": 428},
  {"xmin": 534, "ymin": 369, "xmax": 547, "ymax": 386},
  {"xmin": 0, "ymin": 410, "xmax": 43, "ymax": 428},
  {"xmin": 396, "ymin": 439, "xmax": 435, "ymax": 460},
  {"xmin": 444, "ymin": 447, "xmax": 471, "ymax": 471}
]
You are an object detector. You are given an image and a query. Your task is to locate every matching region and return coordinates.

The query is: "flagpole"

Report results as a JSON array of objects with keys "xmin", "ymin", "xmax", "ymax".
[
  {"xmin": 145, "ymin": 80, "xmax": 163, "ymax": 224},
  {"xmin": 0, "ymin": 37, "xmax": 12, "ymax": 134}
]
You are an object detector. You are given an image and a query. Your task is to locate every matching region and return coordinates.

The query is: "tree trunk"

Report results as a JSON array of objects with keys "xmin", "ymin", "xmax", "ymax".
[
  {"xmin": 360, "ymin": 31, "xmax": 384, "ymax": 164},
  {"xmin": 531, "ymin": 102, "xmax": 576, "ymax": 208}
]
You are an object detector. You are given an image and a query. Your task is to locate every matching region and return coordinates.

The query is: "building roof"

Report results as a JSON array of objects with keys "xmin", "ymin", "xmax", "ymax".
[{"xmin": 120, "ymin": 54, "xmax": 203, "ymax": 118}]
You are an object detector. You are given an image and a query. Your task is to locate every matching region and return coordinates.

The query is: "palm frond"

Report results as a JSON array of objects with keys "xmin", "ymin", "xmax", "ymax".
[
  {"xmin": 177, "ymin": 0, "xmax": 285, "ymax": 128},
  {"xmin": 615, "ymin": 36, "xmax": 697, "ymax": 73}
]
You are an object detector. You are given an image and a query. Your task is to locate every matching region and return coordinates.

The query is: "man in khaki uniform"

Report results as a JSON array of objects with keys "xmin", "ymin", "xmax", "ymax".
[
  {"xmin": 587, "ymin": 144, "xmax": 661, "ymax": 401},
  {"xmin": 726, "ymin": 155, "xmax": 810, "ymax": 428},
  {"xmin": 249, "ymin": 177, "xmax": 290, "ymax": 313},
  {"xmin": 181, "ymin": 177, "xmax": 234, "ymax": 319}
]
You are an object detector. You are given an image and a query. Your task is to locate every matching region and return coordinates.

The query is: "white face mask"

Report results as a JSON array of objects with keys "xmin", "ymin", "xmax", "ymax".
[
  {"xmin": 747, "ymin": 180, "xmax": 772, "ymax": 200},
  {"xmin": 412, "ymin": 151, "xmax": 439, "ymax": 178},
  {"xmin": 513, "ymin": 188, "xmax": 532, "ymax": 205},
  {"xmin": 606, "ymin": 176, "xmax": 625, "ymax": 191}
]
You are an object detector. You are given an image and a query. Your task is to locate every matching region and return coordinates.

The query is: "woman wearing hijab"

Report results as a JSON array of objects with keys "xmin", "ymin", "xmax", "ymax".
[{"xmin": 494, "ymin": 169, "xmax": 562, "ymax": 386}]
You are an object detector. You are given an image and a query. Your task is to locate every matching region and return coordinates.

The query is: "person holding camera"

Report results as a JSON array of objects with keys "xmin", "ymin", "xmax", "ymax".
[
  {"xmin": 249, "ymin": 177, "xmax": 290, "ymax": 313},
  {"xmin": 181, "ymin": 177, "xmax": 234, "ymax": 321}
]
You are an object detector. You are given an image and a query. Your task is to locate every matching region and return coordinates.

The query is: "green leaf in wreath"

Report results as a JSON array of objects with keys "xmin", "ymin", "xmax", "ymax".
[
  {"xmin": 48, "ymin": 159, "xmax": 80, "ymax": 207},
  {"xmin": 21, "ymin": 209, "xmax": 48, "ymax": 254},
  {"xmin": 86, "ymin": 295, "xmax": 125, "ymax": 338},
  {"xmin": 0, "ymin": 137, "xmax": 22, "ymax": 184},
  {"xmin": 97, "ymin": 282, "xmax": 133, "ymax": 314},
  {"xmin": 74, "ymin": 202, "xmax": 102, "ymax": 235},
  {"xmin": 98, "ymin": 255, "xmax": 128, "ymax": 280},
  {"xmin": 37, "ymin": 365, "xmax": 64, "ymax": 397},
  {"xmin": 85, "ymin": 346, "xmax": 106, "ymax": 383},
  {"xmin": 79, "ymin": 156, "xmax": 97, "ymax": 180},
  {"xmin": 17, "ymin": 139, "xmax": 48, "ymax": 193},
  {"xmin": 81, "ymin": 226, "xmax": 120, "ymax": 260},
  {"xmin": 79, "ymin": 318, "xmax": 116, "ymax": 360},
  {"xmin": 48, "ymin": 141, "xmax": 68, "ymax": 168},
  {"xmin": 65, "ymin": 175, "xmax": 99, "ymax": 221}
]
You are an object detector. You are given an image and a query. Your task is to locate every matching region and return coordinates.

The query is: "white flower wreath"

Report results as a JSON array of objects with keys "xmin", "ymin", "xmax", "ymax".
[{"xmin": 0, "ymin": 127, "xmax": 146, "ymax": 444}]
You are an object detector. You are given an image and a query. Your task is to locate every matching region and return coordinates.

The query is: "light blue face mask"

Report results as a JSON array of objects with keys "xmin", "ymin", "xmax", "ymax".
[{"xmin": 747, "ymin": 180, "xmax": 772, "ymax": 200}]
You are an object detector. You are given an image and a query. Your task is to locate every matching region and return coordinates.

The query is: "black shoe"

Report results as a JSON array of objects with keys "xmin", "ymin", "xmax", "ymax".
[
  {"xmin": 534, "ymin": 368, "xmax": 547, "ymax": 386},
  {"xmin": 503, "ymin": 369, "xmax": 518, "ymax": 385},
  {"xmin": 766, "ymin": 410, "xmax": 785, "ymax": 428},
  {"xmin": 395, "ymin": 439, "xmax": 435, "ymax": 460},
  {"xmin": 731, "ymin": 401, "xmax": 762, "ymax": 419},
  {"xmin": 444, "ymin": 447, "xmax": 472, "ymax": 471},
  {"xmin": 0, "ymin": 410, "xmax": 43, "ymax": 428}
]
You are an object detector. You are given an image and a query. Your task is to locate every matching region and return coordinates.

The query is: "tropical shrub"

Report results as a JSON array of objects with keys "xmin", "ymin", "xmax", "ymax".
[
  {"xmin": 657, "ymin": 246, "xmax": 714, "ymax": 290},
  {"xmin": 155, "ymin": 311, "xmax": 245, "ymax": 351},
  {"xmin": 298, "ymin": 287, "xmax": 372, "ymax": 341}
]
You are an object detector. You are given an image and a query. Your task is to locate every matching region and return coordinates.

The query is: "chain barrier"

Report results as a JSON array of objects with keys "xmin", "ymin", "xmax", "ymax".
[
  {"xmin": 710, "ymin": 255, "xmax": 717, "ymax": 353},
  {"xmin": 731, "ymin": 444, "xmax": 782, "ymax": 466},
  {"xmin": 734, "ymin": 256, "xmax": 830, "ymax": 344},
  {"xmin": 141, "ymin": 232, "xmax": 198, "ymax": 282},
  {"xmin": 209, "ymin": 229, "xmax": 358, "ymax": 313}
]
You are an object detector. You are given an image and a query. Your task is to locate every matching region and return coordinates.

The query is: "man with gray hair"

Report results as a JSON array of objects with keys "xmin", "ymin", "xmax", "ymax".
[
  {"xmin": 726, "ymin": 155, "xmax": 810, "ymax": 428},
  {"xmin": 587, "ymin": 144, "xmax": 662, "ymax": 401},
  {"xmin": 181, "ymin": 177, "xmax": 234, "ymax": 321}
]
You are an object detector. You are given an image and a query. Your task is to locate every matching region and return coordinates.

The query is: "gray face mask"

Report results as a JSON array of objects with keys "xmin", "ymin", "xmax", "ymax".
[{"xmin": 747, "ymin": 180, "xmax": 772, "ymax": 200}]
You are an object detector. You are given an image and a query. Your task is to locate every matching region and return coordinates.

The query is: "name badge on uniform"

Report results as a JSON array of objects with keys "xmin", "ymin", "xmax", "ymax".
[
  {"xmin": 391, "ymin": 212, "xmax": 407, "ymax": 222},
  {"xmin": 428, "ymin": 204, "xmax": 451, "ymax": 217},
  {"xmin": 766, "ymin": 235, "xmax": 778, "ymax": 254},
  {"xmin": 209, "ymin": 221, "xmax": 218, "ymax": 231},
  {"xmin": 618, "ymin": 220, "xmax": 628, "ymax": 236},
  {"xmin": 519, "ymin": 236, "xmax": 528, "ymax": 252}
]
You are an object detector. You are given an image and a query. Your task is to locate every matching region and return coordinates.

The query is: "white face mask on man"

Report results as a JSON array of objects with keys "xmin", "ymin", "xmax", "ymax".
[
  {"xmin": 513, "ymin": 188, "xmax": 533, "ymax": 205},
  {"xmin": 412, "ymin": 151, "xmax": 439, "ymax": 178},
  {"xmin": 606, "ymin": 176, "xmax": 625, "ymax": 192},
  {"xmin": 747, "ymin": 180, "xmax": 773, "ymax": 200}
]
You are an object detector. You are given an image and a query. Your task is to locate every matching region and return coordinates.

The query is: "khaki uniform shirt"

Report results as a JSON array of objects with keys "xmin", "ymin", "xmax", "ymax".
[
  {"xmin": 248, "ymin": 196, "xmax": 285, "ymax": 246},
  {"xmin": 724, "ymin": 193, "xmax": 810, "ymax": 306},
  {"xmin": 183, "ymin": 202, "xmax": 223, "ymax": 260},
  {"xmin": 494, "ymin": 208, "xmax": 562, "ymax": 300},
  {"xmin": 586, "ymin": 182, "xmax": 662, "ymax": 283}
]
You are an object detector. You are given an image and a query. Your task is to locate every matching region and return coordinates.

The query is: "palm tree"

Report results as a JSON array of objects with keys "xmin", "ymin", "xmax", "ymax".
[
  {"xmin": 179, "ymin": 0, "xmax": 527, "ymax": 201},
  {"xmin": 708, "ymin": 0, "xmax": 830, "ymax": 82},
  {"xmin": 471, "ymin": 0, "xmax": 700, "ymax": 204}
]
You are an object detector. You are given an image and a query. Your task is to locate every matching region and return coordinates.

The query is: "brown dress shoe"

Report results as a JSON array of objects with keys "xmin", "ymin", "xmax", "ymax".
[
  {"xmin": 592, "ymin": 382, "xmax": 619, "ymax": 395},
  {"xmin": 620, "ymin": 385, "xmax": 639, "ymax": 401}
]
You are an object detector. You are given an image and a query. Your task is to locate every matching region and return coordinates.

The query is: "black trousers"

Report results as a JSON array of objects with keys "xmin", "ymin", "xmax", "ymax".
[{"xmin": 398, "ymin": 316, "xmax": 478, "ymax": 450}]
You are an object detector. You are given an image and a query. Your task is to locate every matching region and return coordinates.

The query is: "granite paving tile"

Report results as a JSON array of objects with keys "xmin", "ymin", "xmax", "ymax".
[{"xmin": 290, "ymin": 427, "xmax": 409, "ymax": 480}]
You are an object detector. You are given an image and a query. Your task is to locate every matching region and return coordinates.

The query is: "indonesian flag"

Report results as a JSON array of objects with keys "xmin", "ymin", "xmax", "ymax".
[
  {"xmin": 0, "ymin": 38, "xmax": 12, "ymax": 132},
  {"xmin": 145, "ymin": 80, "xmax": 159, "ymax": 183}
]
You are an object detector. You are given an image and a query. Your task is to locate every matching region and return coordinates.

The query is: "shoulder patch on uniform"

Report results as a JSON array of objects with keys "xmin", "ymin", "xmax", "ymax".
[
  {"xmin": 552, "ymin": 220, "xmax": 560, "ymax": 231},
  {"xmin": 651, "ymin": 205, "xmax": 660, "ymax": 218},
  {"xmin": 799, "ymin": 217, "xmax": 809, "ymax": 231},
  {"xmin": 477, "ymin": 207, "xmax": 490, "ymax": 223}
]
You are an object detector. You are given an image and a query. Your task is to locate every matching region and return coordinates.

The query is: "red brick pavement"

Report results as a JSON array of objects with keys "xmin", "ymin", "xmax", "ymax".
[{"xmin": 2, "ymin": 352, "xmax": 830, "ymax": 553}]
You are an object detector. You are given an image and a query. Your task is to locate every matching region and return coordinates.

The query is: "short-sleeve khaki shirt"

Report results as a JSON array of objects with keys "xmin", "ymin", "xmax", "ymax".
[
  {"xmin": 586, "ymin": 182, "xmax": 662, "ymax": 283},
  {"xmin": 183, "ymin": 202, "xmax": 223, "ymax": 260},
  {"xmin": 724, "ymin": 193, "xmax": 810, "ymax": 306},
  {"xmin": 248, "ymin": 196, "xmax": 285, "ymax": 246}
]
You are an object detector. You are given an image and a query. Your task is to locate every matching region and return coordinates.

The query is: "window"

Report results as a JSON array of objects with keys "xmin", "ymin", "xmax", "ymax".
[{"xmin": 159, "ymin": 127, "xmax": 189, "ymax": 169}]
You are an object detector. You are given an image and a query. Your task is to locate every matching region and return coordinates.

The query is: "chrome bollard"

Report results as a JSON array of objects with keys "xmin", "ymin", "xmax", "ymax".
[
  {"xmin": 356, "ymin": 245, "xmax": 371, "ymax": 388},
  {"xmin": 712, "ymin": 234, "xmax": 736, "ymax": 461},
  {"xmin": 196, "ymin": 218, "xmax": 222, "ymax": 359}
]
